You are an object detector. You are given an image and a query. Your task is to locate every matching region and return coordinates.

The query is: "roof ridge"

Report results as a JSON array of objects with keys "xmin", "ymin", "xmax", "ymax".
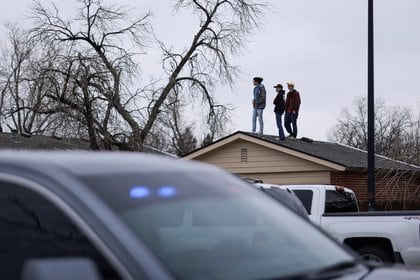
[
  {"xmin": 334, "ymin": 142, "xmax": 367, "ymax": 154},
  {"xmin": 239, "ymin": 131, "xmax": 327, "ymax": 143}
]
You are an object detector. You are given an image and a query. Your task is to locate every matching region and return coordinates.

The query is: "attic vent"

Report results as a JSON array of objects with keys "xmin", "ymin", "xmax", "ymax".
[{"xmin": 240, "ymin": 148, "xmax": 248, "ymax": 163}]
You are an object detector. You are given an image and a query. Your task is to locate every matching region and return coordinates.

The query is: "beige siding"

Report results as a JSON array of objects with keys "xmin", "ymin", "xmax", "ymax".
[
  {"xmin": 239, "ymin": 172, "xmax": 331, "ymax": 185},
  {"xmin": 195, "ymin": 139, "xmax": 334, "ymax": 173}
]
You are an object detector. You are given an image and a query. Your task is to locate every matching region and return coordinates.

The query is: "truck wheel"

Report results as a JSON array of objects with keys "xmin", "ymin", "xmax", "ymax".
[{"xmin": 357, "ymin": 246, "xmax": 392, "ymax": 263}]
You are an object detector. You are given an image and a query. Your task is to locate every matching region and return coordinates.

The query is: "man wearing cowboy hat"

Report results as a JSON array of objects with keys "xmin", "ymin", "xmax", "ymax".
[{"xmin": 284, "ymin": 82, "xmax": 301, "ymax": 138}]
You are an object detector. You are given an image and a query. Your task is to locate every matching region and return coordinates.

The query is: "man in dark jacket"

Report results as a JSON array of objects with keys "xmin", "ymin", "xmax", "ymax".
[
  {"xmin": 284, "ymin": 82, "xmax": 301, "ymax": 138},
  {"xmin": 273, "ymin": 84, "xmax": 286, "ymax": 141},
  {"xmin": 252, "ymin": 77, "xmax": 266, "ymax": 135}
]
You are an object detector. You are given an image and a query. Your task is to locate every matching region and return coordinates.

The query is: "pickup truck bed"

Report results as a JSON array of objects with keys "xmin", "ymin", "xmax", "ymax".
[
  {"xmin": 284, "ymin": 184, "xmax": 420, "ymax": 267},
  {"xmin": 325, "ymin": 211, "xmax": 420, "ymax": 217},
  {"xmin": 322, "ymin": 211, "xmax": 420, "ymax": 265}
]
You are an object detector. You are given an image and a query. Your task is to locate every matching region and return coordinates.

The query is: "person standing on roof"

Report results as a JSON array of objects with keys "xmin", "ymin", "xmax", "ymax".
[
  {"xmin": 252, "ymin": 77, "xmax": 266, "ymax": 136},
  {"xmin": 273, "ymin": 84, "xmax": 286, "ymax": 141},
  {"xmin": 284, "ymin": 82, "xmax": 301, "ymax": 138}
]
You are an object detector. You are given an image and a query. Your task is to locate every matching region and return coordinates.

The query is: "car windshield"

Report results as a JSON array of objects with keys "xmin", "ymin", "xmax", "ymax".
[{"xmin": 82, "ymin": 170, "xmax": 354, "ymax": 280}]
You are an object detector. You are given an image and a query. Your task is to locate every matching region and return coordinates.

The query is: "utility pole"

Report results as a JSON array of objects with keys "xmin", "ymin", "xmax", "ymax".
[{"xmin": 367, "ymin": 0, "xmax": 376, "ymax": 211}]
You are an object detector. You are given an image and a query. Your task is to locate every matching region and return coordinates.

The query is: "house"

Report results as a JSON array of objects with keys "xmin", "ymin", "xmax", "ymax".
[{"xmin": 183, "ymin": 131, "xmax": 420, "ymax": 210}]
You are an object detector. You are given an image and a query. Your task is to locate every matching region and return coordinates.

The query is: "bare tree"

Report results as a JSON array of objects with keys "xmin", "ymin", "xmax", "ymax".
[
  {"xmin": 404, "ymin": 111, "xmax": 420, "ymax": 165},
  {"xmin": 328, "ymin": 96, "xmax": 420, "ymax": 166},
  {"xmin": 1, "ymin": 0, "xmax": 266, "ymax": 151},
  {"xmin": 27, "ymin": 0, "xmax": 152, "ymax": 149},
  {"xmin": 0, "ymin": 24, "xmax": 33, "ymax": 133},
  {"xmin": 0, "ymin": 24, "xmax": 63, "ymax": 135},
  {"xmin": 155, "ymin": 92, "xmax": 198, "ymax": 156},
  {"xmin": 145, "ymin": 0, "xmax": 264, "ymax": 143},
  {"xmin": 329, "ymin": 97, "xmax": 420, "ymax": 210},
  {"xmin": 375, "ymin": 168, "xmax": 420, "ymax": 210}
]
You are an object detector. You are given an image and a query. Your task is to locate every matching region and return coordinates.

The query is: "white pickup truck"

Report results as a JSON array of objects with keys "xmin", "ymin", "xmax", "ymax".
[
  {"xmin": 252, "ymin": 182, "xmax": 420, "ymax": 267},
  {"xmin": 282, "ymin": 185, "xmax": 420, "ymax": 267}
]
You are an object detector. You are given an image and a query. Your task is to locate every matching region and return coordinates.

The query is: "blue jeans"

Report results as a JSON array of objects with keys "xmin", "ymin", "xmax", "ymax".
[
  {"xmin": 275, "ymin": 113, "xmax": 285, "ymax": 140},
  {"xmin": 252, "ymin": 108, "xmax": 264, "ymax": 135},
  {"xmin": 285, "ymin": 112, "xmax": 298, "ymax": 138}
]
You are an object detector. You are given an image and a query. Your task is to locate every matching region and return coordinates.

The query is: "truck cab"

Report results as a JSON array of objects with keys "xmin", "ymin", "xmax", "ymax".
[{"xmin": 285, "ymin": 185, "xmax": 358, "ymax": 224}]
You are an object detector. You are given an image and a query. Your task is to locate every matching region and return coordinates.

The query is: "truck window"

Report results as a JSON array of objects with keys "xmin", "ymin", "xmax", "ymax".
[
  {"xmin": 0, "ymin": 181, "xmax": 121, "ymax": 280},
  {"xmin": 292, "ymin": 190, "xmax": 313, "ymax": 214},
  {"xmin": 325, "ymin": 190, "xmax": 358, "ymax": 213}
]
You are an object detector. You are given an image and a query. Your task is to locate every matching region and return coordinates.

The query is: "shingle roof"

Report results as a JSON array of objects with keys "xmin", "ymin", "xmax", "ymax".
[
  {"xmin": 192, "ymin": 131, "xmax": 420, "ymax": 172},
  {"xmin": 0, "ymin": 132, "xmax": 174, "ymax": 156},
  {"xmin": 0, "ymin": 132, "xmax": 91, "ymax": 150}
]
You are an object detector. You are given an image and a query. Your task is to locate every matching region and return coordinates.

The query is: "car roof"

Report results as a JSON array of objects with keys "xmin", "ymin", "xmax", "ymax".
[
  {"xmin": 0, "ymin": 150, "xmax": 218, "ymax": 177},
  {"xmin": 282, "ymin": 184, "xmax": 355, "ymax": 193},
  {"xmin": 251, "ymin": 182, "xmax": 355, "ymax": 194}
]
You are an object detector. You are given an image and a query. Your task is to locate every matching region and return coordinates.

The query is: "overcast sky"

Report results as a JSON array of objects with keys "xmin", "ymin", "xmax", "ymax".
[{"xmin": 1, "ymin": 0, "xmax": 419, "ymax": 140}]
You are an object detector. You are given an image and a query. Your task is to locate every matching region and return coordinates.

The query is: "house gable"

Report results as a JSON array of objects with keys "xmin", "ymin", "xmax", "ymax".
[{"xmin": 184, "ymin": 133, "xmax": 346, "ymax": 173}]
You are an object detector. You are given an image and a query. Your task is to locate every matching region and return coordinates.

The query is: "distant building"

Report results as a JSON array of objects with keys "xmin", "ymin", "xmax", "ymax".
[{"xmin": 183, "ymin": 131, "xmax": 420, "ymax": 210}]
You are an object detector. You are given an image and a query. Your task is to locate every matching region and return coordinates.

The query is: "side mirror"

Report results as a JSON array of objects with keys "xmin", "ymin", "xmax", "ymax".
[{"xmin": 20, "ymin": 257, "xmax": 101, "ymax": 280}]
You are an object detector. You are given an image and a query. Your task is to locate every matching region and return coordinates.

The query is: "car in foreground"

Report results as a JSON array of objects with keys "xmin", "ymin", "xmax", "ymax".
[{"xmin": 1, "ymin": 151, "xmax": 420, "ymax": 279}]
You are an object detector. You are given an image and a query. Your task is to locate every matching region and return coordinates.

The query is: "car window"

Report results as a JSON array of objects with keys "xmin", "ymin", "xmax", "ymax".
[
  {"xmin": 325, "ymin": 190, "xmax": 358, "ymax": 213},
  {"xmin": 0, "ymin": 181, "xmax": 121, "ymax": 280},
  {"xmin": 292, "ymin": 189, "xmax": 313, "ymax": 214}
]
